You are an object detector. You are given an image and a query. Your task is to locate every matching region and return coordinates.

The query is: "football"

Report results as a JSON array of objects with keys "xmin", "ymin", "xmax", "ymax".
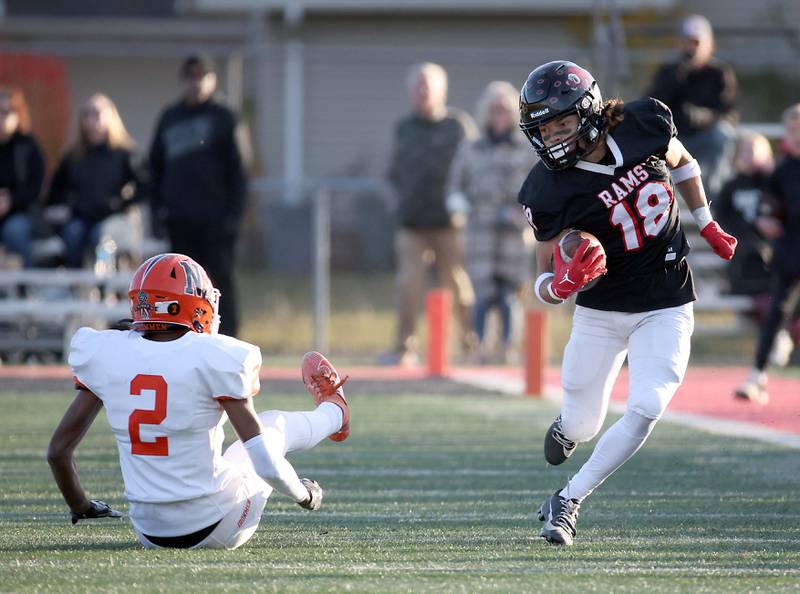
[
  {"xmin": 558, "ymin": 229, "xmax": 605, "ymax": 292},
  {"xmin": 559, "ymin": 229, "xmax": 602, "ymax": 263}
]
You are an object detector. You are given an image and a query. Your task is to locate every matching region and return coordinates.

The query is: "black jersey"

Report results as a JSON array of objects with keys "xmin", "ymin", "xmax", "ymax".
[{"xmin": 518, "ymin": 97, "xmax": 696, "ymax": 312}]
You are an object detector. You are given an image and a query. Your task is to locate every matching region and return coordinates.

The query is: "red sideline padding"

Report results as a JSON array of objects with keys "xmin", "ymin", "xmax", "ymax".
[
  {"xmin": 524, "ymin": 310, "xmax": 547, "ymax": 397},
  {"xmin": 426, "ymin": 289, "xmax": 452, "ymax": 377}
]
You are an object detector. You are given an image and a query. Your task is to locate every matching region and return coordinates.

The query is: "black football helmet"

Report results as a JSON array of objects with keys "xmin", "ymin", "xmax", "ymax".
[{"xmin": 519, "ymin": 61, "xmax": 604, "ymax": 170}]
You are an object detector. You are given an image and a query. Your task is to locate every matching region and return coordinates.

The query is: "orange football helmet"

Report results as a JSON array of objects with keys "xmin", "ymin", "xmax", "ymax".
[{"xmin": 128, "ymin": 253, "xmax": 220, "ymax": 334}]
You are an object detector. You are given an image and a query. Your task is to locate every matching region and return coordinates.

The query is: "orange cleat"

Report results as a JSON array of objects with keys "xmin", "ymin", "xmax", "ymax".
[{"xmin": 302, "ymin": 351, "xmax": 350, "ymax": 441}]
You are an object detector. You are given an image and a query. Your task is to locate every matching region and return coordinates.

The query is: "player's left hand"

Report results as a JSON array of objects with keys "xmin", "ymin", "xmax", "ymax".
[
  {"xmin": 550, "ymin": 239, "xmax": 608, "ymax": 300},
  {"xmin": 297, "ymin": 478, "xmax": 324, "ymax": 511},
  {"xmin": 700, "ymin": 222, "xmax": 737, "ymax": 260},
  {"xmin": 70, "ymin": 500, "xmax": 123, "ymax": 525}
]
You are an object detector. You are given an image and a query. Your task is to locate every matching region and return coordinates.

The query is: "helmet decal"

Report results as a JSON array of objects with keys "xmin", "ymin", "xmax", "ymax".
[
  {"xmin": 178, "ymin": 259, "xmax": 203, "ymax": 296},
  {"xmin": 135, "ymin": 291, "xmax": 153, "ymax": 320},
  {"xmin": 566, "ymin": 73, "xmax": 582, "ymax": 89}
]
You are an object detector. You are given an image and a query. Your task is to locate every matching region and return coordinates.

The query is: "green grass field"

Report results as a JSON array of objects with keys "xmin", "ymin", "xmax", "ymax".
[{"xmin": 2, "ymin": 387, "xmax": 799, "ymax": 593}]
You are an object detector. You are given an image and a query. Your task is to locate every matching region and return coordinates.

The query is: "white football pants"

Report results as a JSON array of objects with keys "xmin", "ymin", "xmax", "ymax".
[
  {"xmin": 558, "ymin": 303, "xmax": 693, "ymax": 501},
  {"xmin": 136, "ymin": 403, "xmax": 342, "ymax": 550}
]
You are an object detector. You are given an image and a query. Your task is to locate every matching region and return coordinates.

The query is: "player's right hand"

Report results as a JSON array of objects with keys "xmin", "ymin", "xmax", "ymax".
[
  {"xmin": 700, "ymin": 221, "xmax": 737, "ymax": 260},
  {"xmin": 297, "ymin": 478, "xmax": 324, "ymax": 511},
  {"xmin": 70, "ymin": 500, "xmax": 123, "ymax": 525},
  {"xmin": 551, "ymin": 239, "xmax": 607, "ymax": 300}
]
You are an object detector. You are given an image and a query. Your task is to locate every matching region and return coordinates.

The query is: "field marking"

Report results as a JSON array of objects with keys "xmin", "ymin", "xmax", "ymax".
[{"xmin": 452, "ymin": 375, "xmax": 800, "ymax": 450}]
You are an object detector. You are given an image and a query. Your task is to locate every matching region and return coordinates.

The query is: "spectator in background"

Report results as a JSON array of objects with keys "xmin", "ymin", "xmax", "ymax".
[
  {"xmin": 715, "ymin": 132, "xmax": 797, "ymax": 368},
  {"xmin": 47, "ymin": 94, "xmax": 142, "ymax": 268},
  {"xmin": 0, "ymin": 87, "xmax": 45, "ymax": 268},
  {"xmin": 735, "ymin": 105, "xmax": 800, "ymax": 404},
  {"xmin": 149, "ymin": 54, "xmax": 247, "ymax": 337},
  {"xmin": 383, "ymin": 62, "xmax": 478, "ymax": 366},
  {"xmin": 649, "ymin": 14, "xmax": 737, "ymax": 201},
  {"xmin": 714, "ymin": 131, "xmax": 774, "ymax": 297},
  {"xmin": 447, "ymin": 81, "xmax": 536, "ymax": 364}
]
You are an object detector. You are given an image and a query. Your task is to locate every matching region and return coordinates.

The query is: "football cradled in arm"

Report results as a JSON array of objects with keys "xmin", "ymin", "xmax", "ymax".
[
  {"xmin": 534, "ymin": 237, "xmax": 607, "ymax": 304},
  {"xmin": 550, "ymin": 239, "xmax": 608, "ymax": 300}
]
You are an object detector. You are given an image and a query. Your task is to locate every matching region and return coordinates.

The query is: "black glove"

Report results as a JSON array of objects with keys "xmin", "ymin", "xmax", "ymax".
[
  {"xmin": 297, "ymin": 478, "xmax": 324, "ymax": 511},
  {"xmin": 71, "ymin": 500, "xmax": 123, "ymax": 525}
]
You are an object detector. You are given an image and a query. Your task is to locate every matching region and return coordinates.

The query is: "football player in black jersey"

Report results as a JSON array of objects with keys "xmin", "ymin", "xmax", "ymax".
[{"xmin": 517, "ymin": 61, "xmax": 737, "ymax": 546}]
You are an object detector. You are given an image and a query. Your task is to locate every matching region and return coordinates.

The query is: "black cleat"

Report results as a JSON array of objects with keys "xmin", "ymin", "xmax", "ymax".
[
  {"xmin": 537, "ymin": 490, "xmax": 581, "ymax": 546},
  {"xmin": 544, "ymin": 415, "xmax": 577, "ymax": 465}
]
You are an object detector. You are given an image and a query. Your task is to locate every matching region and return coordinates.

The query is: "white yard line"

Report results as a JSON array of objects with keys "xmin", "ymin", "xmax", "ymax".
[{"xmin": 452, "ymin": 373, "xmax": 800, "ymax": 450}]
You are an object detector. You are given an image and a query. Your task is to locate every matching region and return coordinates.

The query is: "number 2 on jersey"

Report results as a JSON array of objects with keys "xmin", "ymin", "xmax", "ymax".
[
  {"xmin": 610, "ymin": 181, "xmax": 672, "ymax": 251},
  {"xmin": 128, "ymin": 374, "xmax": 169, "ymax": 456}
]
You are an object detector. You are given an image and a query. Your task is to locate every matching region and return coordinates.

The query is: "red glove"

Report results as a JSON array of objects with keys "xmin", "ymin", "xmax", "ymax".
[
  {"xmin": 700, "ymin": 222, "xmax": 737, "ymax": 260},
  {"xmin": 550, "ymin": 239, "xmax": 608, "ymax": 300}
]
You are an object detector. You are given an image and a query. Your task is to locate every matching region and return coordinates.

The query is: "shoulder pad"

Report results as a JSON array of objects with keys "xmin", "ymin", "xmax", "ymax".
[
  {"xmin": 68, "ymin": 327, "xmax": 105, "ymax": 370},
  {"xmin": 198, "ymin": 335, "xmax": 263, "ymax": 400},
  {"xmin": 626, "ymin": 98, "xmax": 676, "ymax": 138},
  {"xmin": 68, "ymin": 327, "xmax": 120, "ymax": 391}
]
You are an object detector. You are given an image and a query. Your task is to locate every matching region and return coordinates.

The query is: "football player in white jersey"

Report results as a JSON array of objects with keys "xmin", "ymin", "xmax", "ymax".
[{"xmin": 47, "ymin": 253, "xmax": 350, "ymax": 550}]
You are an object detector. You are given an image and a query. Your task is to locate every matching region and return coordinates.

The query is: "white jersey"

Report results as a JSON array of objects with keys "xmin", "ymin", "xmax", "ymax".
[{"xmin": 69, "ymin": 327, "xmax": 262, "ymax": 535}]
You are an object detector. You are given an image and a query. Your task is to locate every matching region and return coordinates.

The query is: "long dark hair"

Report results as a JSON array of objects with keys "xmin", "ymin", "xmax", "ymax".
[{"xmin": 602, "ymin": 98, "xmax": 625, "ymax": 133}]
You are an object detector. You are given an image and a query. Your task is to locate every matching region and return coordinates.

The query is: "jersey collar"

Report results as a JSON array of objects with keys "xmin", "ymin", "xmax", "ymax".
[{"xmin": 574, "ymin": 135, "xmax": 623, "ymax": 176}]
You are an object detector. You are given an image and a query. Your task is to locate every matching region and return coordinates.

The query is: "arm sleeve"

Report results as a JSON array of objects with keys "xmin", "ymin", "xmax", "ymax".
[{"xmin": 243, "ymin": 434, "xmax": 309, "ymax": 502}]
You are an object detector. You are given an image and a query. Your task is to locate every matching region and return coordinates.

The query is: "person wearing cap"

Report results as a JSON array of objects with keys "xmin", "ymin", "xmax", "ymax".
[
  {"xmin": 148, "ymin": 54, "xmax": 247, "ymax": 337},
  {"xmin": 648, "ymin": 14, "xmax": 738, "ymax": 202}
]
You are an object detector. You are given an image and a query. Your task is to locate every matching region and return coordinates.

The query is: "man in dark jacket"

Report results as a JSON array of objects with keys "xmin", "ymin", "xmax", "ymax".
[
  {"xmin": 383, "ymin": 62, "xmax": 478, "ymax": 365},
  {"xmin": 649, "ymin": 14, "xmax": 737, "ymax": 201},
  {"xmin": 149, "ymin": 55, "xmax": 247, "ymax": 336}
]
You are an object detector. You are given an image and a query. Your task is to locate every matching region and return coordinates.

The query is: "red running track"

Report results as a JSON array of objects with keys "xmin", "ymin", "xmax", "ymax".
[{"xmin": 454, "ymin": 366, "xmax": 800, "ymax": 435}]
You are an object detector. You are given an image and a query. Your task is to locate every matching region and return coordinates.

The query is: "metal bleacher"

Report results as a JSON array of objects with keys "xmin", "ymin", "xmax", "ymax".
[{"xmin": 0, "ymin": 268, "xmax": 132, "ymax": 362}]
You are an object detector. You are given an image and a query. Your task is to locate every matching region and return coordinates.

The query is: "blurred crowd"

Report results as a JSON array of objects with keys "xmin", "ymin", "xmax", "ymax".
[
  {"xmin": 0, "ymin": 14, "xmax": 798, "ymax": 375},
  {"xmin": 0, "ymin": 54, "xmax": 246, "ymax": 337}
]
